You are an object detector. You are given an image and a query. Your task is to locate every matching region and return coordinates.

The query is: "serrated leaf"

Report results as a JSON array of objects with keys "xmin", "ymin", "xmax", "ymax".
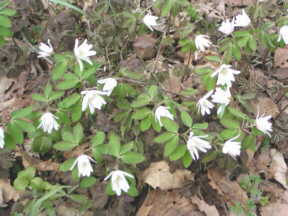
[
  {"xmin": 131, "ymin": 94, "xmax": 151, "ymax": 108},
  {"xmin": 11, "ymin": 106, "xmax": 33, "ymax": 119},
  {"xmin": 182, "ymin": 151, "xmax": 192, "ymax": 168},
  {"xmin": 52, "ymin": 60, "xmax": 68, "ymax": 80},
  {"xmin": 59, "ymin": 158, "xmax": 76, "ymax": 172},
  {"xmin": 49, "ymin": 91, "xmax": 64, "ymax": 101},
  {"xmin": 53, "ymin": 141, "xmax": 78, "ymax": 151},
  {"xmin": 140, "ymin": 115, "xmax": 152, "ymax": 132},
  {"xmin": 15, "ymin": 119, "xmax": 35, "ymax": 133},
  {"xmin": 58, "ymin": 93, "xmax": 80, "ymax": 109},
  {"xmin": 192, "ymin": 122, "xmax": 208, "ymax": 129},
  {"xmin": 228, "ymin": 107, "xmax": 249, "ymax": 120},
  {"xmin": 91, "ymin": 131, "xmax": 105, "ymax": 146},
  {"xmin": 120, "ymin": 141, "xmax": 134, "ymax": 155},
  {"xmin": 132, "ymin": 108, "xmax": 151, "ymax": 120},
  {"xmin": 32, "ymin": 93, "xmax": 47, "ymax": 102},
  {"xmin": 80, "ymin": 177, "xmax": 97, "ymax": 188}
]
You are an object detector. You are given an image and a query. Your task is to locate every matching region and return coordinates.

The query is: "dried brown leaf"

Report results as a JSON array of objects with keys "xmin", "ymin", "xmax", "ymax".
[
  {"xmin": 191, "ymin": 196, "xmax": 220, "ymax": 216},
  {"xmin": 142, "ymin": 161, "xmax": 194, "ymax": 190},
  {"xmin": 270, "ymin": 149, "xmax": 288, "ymax": 189},
  {"xmin": 0, "ymin": 179, "xmax": 20, "ymax": 207}
]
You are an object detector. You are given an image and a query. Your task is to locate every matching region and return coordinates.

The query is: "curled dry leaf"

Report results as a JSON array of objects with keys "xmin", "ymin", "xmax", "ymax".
[
  {"xmin": 133, "ymin": 34, "xmax": 157, "ymax": 60},
  {"xmin": 0, "ymin": 179, "xmax": 20, "ymax": 207},
  {"xmin": 207, "ymin": 168, "xmax": 248, "ymax": 206},
  {"xmin": 136, "ymin": 190, "xmax": 202, "ymax": 216},
  {"xmin": 274, "ymin": 47, "xmax": 288, "ymax": 69},
  {"xmin": 250, "ymin": 96, "xmax": 279, "ymax": 118},
  {"xmin": 141, "ymin": 161, "xmax": 194, "ymax": 190},
  {"xmin": 270, "ymin": 149, "xmax": 288, "ymax": 189}
]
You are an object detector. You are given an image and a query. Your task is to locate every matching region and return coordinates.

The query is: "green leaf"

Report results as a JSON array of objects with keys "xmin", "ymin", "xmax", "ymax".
[
  {"xmin": 52, "ymin": 60, "xmax": 68, "ymax": 80},
  {"xmin": 192, "ymin": 122, "xmax": 208, "ymax": 129},
  {"xmin": 15, "ymin": 119, "xmax": 35, "ymax": 133},
  {"xmin": 71, "ymin": 103, "xmax": 82, "ymax": 122},
  {"xmin": 180, "ymin": 111, "xmax": 193, "ymax": 127},
  {"xmin": 205, "ymin": 56, "xmax": 221, "ymax": 63},
  {"xmin": 220, "ymin": 113, "xmax": 241, "ymax": 129},
  {"xmin": 228, "ymin": 107, "xmax": 249, "ymax": 120},
  {"xmin": 73, "ymin": 123, "xmax": 84, "ymax": 144},
  {"xmin": 18, "ymin": 167, "xmax": 36, "ymax": 179},
  {"xmin": 161, "ymin": 0, "xmax": 172, "ymax": 16},
  {"xmin": 153, "ymin": 132, "xmax": 175, "ymax": 143},
  {"xmin": 0, "ymin": 8, "xmax": 16, "ymax": 16},
  {"xmin": 249, "ymin": 37, "xmax": 257, "ymax": 51},
  {"xmin": 242, "ymin": 135, "xmax": 256, "ymax": 151},
  {"xmin": 32, "ymin": 136, "xmax": 52, "ymax": 153},
  {"xmin": 121, "ymin": 152, "xmax": 145, "ymax": 164},
  {"xmin": 7, "ymin": 123, "xmax": 23, "ymax": 144},
  {"xmin": 220, "ymin": 129, "xmax": 239, "ymax": 140},
  {"xmin": 127, "ymin": 183, "xmax": 139, "ymax": 197},
  {"xmin": 0, "ymin": 15, "xmax": 11, "ymax": 27},
  {"xmin": 49, "ymin": 91, "xmax": 64, "ymax": 101},
  {"xmin": 182, "ymin": 151, "xmax": 192, "ymax": 168},
  {"xmin": 148, "ymin": 85, "xmax": 158, "ymax": 98},
  {"xmin": 53, "ymin": 141, "xmax": 78, "ymax": 151},
  {"xmin": 91, "ymin": 131, "xmax": 105, "ymax": 146},
  {"xmin": 11, "ymin": 106, "xmax": 33, "ymax": 119},
  {"xmin": 59, "ymin": 158, "xmax": 76, "ymax": 172},
  {"xmin": 48, "ymin": 0, "xmax": 84, "ymax": 14},
  {"xmin": 140, "ymin": 115, "xmax": 152, "ymax": 132},
  {"xmin": 169, "ymin": 144, "xmax": 186, "ymax": 161},
  {"xmin": 61, "ymin": 129, "xmax": 74, "ymax": 143},
  {"xmin": 58, "ymin": 93, "xmax": 80, "ymax": 109},
  {"xmin": 161, "ymin": 117, "xmax": 179, "ymax": 133},
  {"xmin": 108, "ymin": 133, "xmax": 121, "ymax": 157},
  {"xmin": 56, "ymin": 73, "xmax": 79, "ymax": 90},
  {"xmin": 202, "ymin": 74, "xmax": 216, "ymax": 91},
  {"xmin": 132, "ymin": 108, "xmax": 151, "ymax": 120},
  {"xmin": 120, "ymin": 141, "xmax": 134, "ymax": 155},
  {"xmin": 164, "ymin": 136, "xmax": 179, "ymax": 157},
  {"xmin": 32, "ymin": 93, "xmax": 47, "ymax": 102},
  {"xmin": 0, "ymin": 27, "xmax": 12, "ymax": 37},
  {"xmin": 14, "ymin": 177, "xmax": 29, "ymax": 191},
  {"xmin": 131, "ymin": 94, "xmax": 151, "ymax": 108},
  {"xmin": 80, "ymin": 177, "xmax": 97, "ymax": 188}
]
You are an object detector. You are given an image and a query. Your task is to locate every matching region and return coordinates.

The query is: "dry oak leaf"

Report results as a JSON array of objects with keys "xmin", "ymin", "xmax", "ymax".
[
  {"xmin": 0, "ymin": 179, "xmax": 20, "ymax": 207},
  {"xmin": 136, "ymin": 190, "xmax": 203, "ymax": 216},
  {"xmin": 141, "ymin": 161, "xmax": 194, "ymax": 190},
  {"xmin": 261, "ymin": 190, "xmax": 288, "ymax": 216},
  {"xmin": 270, "ymin": 149, "xmax": 288, "ymax": 189},
  {"xmin": 191, "ymin": 196, "xmax": 219, "ymax": 216},
  {"xmin": 207, "ymin": 168, "xmax": 248, "ymax": 206}
]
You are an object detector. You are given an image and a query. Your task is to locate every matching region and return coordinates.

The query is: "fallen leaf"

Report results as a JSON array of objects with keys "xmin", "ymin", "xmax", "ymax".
[
  {"xmin": 207, "ymin": 168, "xmax": 248, "ymax": 206},
  {"xmin": 136, "ymin": 190, "xmax": 202, "ymax": 216},
  {"xmin": 261, "ymin": 190, "xmax": 288, "ymax": 216},
  {"xmin": 250, "ymin": 96, "xmax": 279, "ymax": 118},
  {"xmin": 133, "ymin": 35, "xmax": 157, "ymax": 59},
  {"xmin": 0, "ymin": 179, "xmax": 20, "ymax": 207},
  {"xmin": 224, "ymin": 0, "xmax": 257, "ymax": 6},
  {"xmin": 142, "ymin": 161, "xmax": 194, "ymax": 190},
  {"xmin": 270, "ymin": 149, "xmax": 288, "ymax": 189},
  {"xmin": 163, "ymin": 75, "xmax": 182, "ymax": 94},
  {"xmin": 274, "ymin": 47, "xmax": 288, "ymax": 69},
  {"xmin": 191, "ymin": 196, "xmax": 220, "ymax": 216}
]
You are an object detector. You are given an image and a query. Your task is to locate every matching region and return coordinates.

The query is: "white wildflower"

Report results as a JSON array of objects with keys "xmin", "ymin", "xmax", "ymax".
[
  {"xmin": 143, "ymin": 14, "xmax": 159, "ymax": 31},
  {"xmin": 222, "ymin": 135, "xmax": 241, "ymax": 158},
  {"xmin": 197, "ymin": 90, "xmax": 214, "ymax": 116},
  {"xmin": 195, "ymin": 35, "xmax": 212, "ymax": 52},
  {"xmin": 74, "ymin": 39, "xmax": 97, "ymax": 71},
  {"xmin": 234, "ymin": 10, "xmax": 251, "ymax": 27},
  {"xmin": 0, "ymin": 127, "xmax": 5, "ymax": 149},
  {"xmin": 38, "ymin": 39, "xmax": 53, "ymax": 58},
  {"xmin": 278, "ymin": 25, "xmax": 288, "ymax": 45},
  {"xmin": 70, "ymin": 154, "xmax": 95, "ymax": 177},
  {"xmin": 81, "ymin": 90, "xmax": 107, "ymax": 114},
  {"xmin": 256, "ymin": 113, "xmax": 273, "ymax": 137},
  {"xmin": 38, "ymin": 112, "xmax": 59, "ymax": 134},
  {"xmin": 155, "ymin": 106, "xmax": 174, "ymax": 126},
  {"xmin": 218, "ymin": 19, "xmax": 235, "ymax": 35},
  {"xmin": 104, "ymin": 170, "xmax": 134, "ymax": 196},
  {"xmin": 187, "ymin": 132, "xmax": 212, "ymax": 160},
  {"xmin": 211, "ymin": 64, "xmax": 240, "ymax": 88},
  {"xmin": 211, "ymin": 87, "xmax": 231, "ymax": 115},
  {"xmin": 97, "ymin": 78, "xmax": 118, "ymax": 96}
]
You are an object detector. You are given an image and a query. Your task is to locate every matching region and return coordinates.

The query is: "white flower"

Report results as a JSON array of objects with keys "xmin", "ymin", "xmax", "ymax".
[
  {"xmin": 218, "ymin": 19, "xmax": 235, "ymax": 35},
  {"xmin": 155, "ymin": 106, "xmax": 174, "ymax": 126},
  {"xmin": 104, "ymin": 170, "xmax": 134, "ymax": 196},
  {"xmin": 222, "ymin": 135, "xmax": 241, "ymax": 158},
  {"xmin": 70, "ymin": 154, "xmax": 95, "ymax": 177},
  {"xmin": 197, "ymin": 90, "xmax": 214, "ymax": 116},
  {"xmin": 74, "ymin": 39, "xmax": 97, "ymax": 71},
  {"xmin": 195, "ymin": 35, "xmax": 212, "ymax": 52},
  {"xmin": 143, "ymin": 14, "xmax": 159, "ymax": 31},
  {"xmin": 37, "ymin": 39, "xmax": 53, "ymax": 58},
  {"xmin": 97, "ymin": 78, "xmax": 118, "ymax": 96},
  {"xmin": 211, "ymin": 64, "xmax": 240, "ymax": 88},
  {"xmin": 38, "ymin": 112, "xmax": 59, "ymax": 134},
  {"xmin": 278, "ymin": 25, "xmax": 288, "ymax": 45},
  {"xmin": 81, "ymin": 90, "xmax": 107, "ymax": 114},
  {"xmin": 211, "ymin": 87, "xmax": 231, "ymax": 106},
  {"xmin": 256, "ymin": 113, "xmax": 273, "ymax": 137},
  {"xmin": 0, "ymin": 127, "xmax": 5, "ymax": 149},
  {"xmin": 234, "ymin": 10, "xmax": 251, "ymax": 27},
  {"xmin": 187, "ymin": 132, "xmax": 212, "ymax": 160}
]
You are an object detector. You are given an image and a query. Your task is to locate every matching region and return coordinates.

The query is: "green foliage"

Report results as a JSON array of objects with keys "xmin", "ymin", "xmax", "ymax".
[{"xmin": 0, "ymin": 0, "xmax": 15, "ymax": 46}]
